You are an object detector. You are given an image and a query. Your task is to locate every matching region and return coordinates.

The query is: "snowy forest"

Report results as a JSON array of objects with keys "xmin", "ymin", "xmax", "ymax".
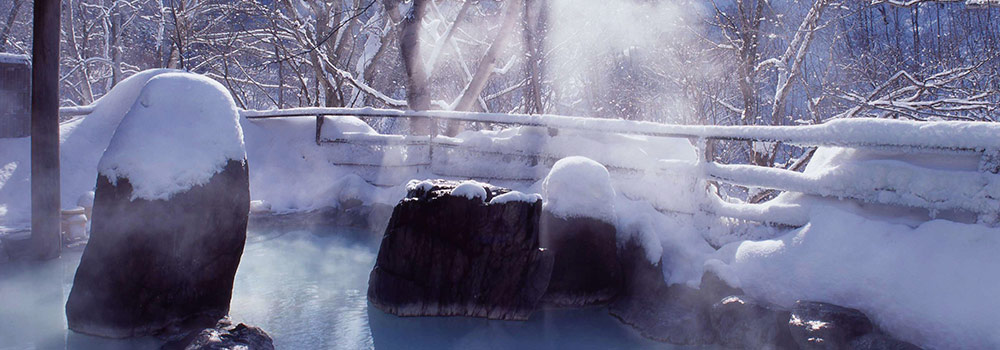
[
  {"xmin": 1, "ymin": 0, "xmax": 998, "ymax": 169},
  {"xmin": 4, "ymin": 1, "xmax": 1000, "ymax": 349}
]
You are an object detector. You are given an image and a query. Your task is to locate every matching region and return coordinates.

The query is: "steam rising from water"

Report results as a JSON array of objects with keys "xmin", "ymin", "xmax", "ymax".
[{"xmin": 546, "ymin": 0, "xmax": 711, "ymax": 123}]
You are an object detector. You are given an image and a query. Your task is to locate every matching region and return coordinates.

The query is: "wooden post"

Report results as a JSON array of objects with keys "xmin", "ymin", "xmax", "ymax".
[{"xmin": 30, "ymin": 0, "xmax": 61, "ymax": 260}]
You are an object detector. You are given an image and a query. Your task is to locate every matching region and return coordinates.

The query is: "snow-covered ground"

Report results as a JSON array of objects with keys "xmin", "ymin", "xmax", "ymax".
[{"xmin": 0, "ymin": 70, "xmax": 997, "ymax": 349}]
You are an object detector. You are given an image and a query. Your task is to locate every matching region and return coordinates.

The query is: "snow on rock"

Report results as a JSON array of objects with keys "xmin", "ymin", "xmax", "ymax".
[
  {"xmin": 98, "ymin": 72, "xmax": 245, "ymax": 201},
  {"xmin": 490, "ymin": 191, "xmax": 542, "ymax": 204},
  {"xmin": 710, "ymin": 206, "xmax": 1000, "ymax": 350},
  {"xmin": 451, "ymin": 181, "xmax": 488, "ymax": 201},
  {"xmin": 542, "ymin": 156, "xmax": 616, "ymax": 222}
]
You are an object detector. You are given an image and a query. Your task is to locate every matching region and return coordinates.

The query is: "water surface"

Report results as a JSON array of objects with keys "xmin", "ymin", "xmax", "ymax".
[{"xmin": 0, "ymin": 223, "xmax": 700, "ymax": 349}]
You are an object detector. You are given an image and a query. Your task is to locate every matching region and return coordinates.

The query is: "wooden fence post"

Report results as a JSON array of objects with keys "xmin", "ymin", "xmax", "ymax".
[{"xmin": 30, "ymin": 0, "xmax": 62, "ymax": 260}]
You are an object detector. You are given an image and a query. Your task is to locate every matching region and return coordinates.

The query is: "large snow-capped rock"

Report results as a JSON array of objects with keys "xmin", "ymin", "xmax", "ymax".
[
  {"xmin": 66, "ymin": 72, "xmax": 249, "ymax": 338},
  {"xmin": 367, "ymin": 180, "xmax": 552, "ymax": 320},
  {"xmin": 539, "ymin": 157, "xmax": 622, "ymax": 306}
]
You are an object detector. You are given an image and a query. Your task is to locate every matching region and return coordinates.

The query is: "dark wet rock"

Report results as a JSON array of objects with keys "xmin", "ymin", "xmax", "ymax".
[
  {"xmin": 788, "ymin": 301, "xmax": 874, "ymax": 350},
  {"xmin": 608, "ymin": 238, "xmax": 715, "ymax": 345},
  {"xmin": 539, "ymin": 211, "xmax": 622, "ymax": 306},
  {"xmin": 849, "ymin": 332, "xmax": 922, "ymax": 350},
  {"xmin": 162, "ymin": 318, "xmax": 274, "ymax": 350},
  {"xmin": 367, "ymin": 180, "xmax": 552, "ymax": 320},
  {"xmin": 710, "ymin": 295, "xmax": 797, "ymax": 350},
  {"xmin": 66, "ymin": 159, "xmax": 250, "ymax": 338}
]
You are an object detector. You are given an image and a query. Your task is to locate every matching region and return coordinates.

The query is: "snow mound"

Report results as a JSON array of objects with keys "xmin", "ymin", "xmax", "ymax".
[
  {"xmin": 98, "ymin": 72, "xmax": 245, "ymax": 201},
  {"xmin": 711, "ymin": 206, "xmax": 1000, "ymax": 349},
  {"xmin": 490, "ymin": 191, "xmax": 542, "ymax": 204},
  {"xmin": 542, "ymin": 156, "xmax": 616, "ymax": 222},
  {"xmin": 451, "ymin": 181, "xmax": 487, "ymax": 201}
]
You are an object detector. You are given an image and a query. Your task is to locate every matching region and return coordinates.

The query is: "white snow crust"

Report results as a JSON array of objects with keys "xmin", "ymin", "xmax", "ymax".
[
  {"xmin": 490, "ymin": 191, "xmax": 542, "ymax": 204},
  {"xmin": 451, "ymin": 181, "xmax": 487, "ymax": 201},
  {"xmin": 98, "ymin": 72, "xmax": 246, "ymax": 201},
  {"xmin": 710, "ymin": 206, "xmax": 1000, "ymax": 350},
  {"xmin": 542, "ymin": 156, "xmax": 617, "ymax": 222}
]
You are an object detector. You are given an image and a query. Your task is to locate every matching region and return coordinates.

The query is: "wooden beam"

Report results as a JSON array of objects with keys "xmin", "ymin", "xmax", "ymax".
[{"xmin": 30, "ymin": 0, "xmax": 61, "ymax": 260}]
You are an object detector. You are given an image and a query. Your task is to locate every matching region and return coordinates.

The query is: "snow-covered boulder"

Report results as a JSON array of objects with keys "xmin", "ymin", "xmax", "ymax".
[
  {"xmin": 539, "ymin": 157, "xmax": 622, "ymax": 306},
  {"xmin": 66, "ymin": 72, "xmax": 249, "ymax": 338},
  {"xmin": 367, "ymin": 179, "xmax": 553, "ymax": 320}
]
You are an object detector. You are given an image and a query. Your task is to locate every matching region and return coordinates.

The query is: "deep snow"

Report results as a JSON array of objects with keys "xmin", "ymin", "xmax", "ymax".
[{"xmin": 708, "ymin": 206, "xmax": 1000, "ymax": 349}]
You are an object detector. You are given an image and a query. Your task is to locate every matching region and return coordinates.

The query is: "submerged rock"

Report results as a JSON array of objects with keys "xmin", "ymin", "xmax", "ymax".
[
  {"xmin": 609, "ymin": 238, "xmax": 715, "ymax": 345},
  {"xmin": 66, "ymin": 160, "xmax": 250, "ymax": 338},
  {"xmin": 162, "ymin": 318, "xmax": 274, "ymax": 350},
  {"xmin": 539, "ymin": 211, "xmax": 622, "ymax": 306},
  {"xmin": 710, "ymin": 295, "xmax": 796, "ymax": 350},
  {"xmin": 367, "ymin": 180, "xmax": 552, "ymax": 320},
  {"xmin": 788, "ymin": 301, "xmax": 874, "ymax": 350}
]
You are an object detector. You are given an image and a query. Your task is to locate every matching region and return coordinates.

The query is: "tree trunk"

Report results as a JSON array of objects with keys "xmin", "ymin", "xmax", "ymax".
[
  {"xmin": 391, "ymin": 0, "xmax": 432, "ymax": 135},
  {"xmin": 448, "ymin": 0, "xmax": 522, "ymax": 135},
  {"xmin": 0, "ymin": 0, "xmax": 23, "ymax": 50}
]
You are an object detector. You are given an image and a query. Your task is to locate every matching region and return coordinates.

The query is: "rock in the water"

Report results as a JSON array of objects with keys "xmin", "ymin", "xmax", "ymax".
[
  {"xmin": 788, "ymin": 301, "xmax": 874, "ymax": 350},
  {"xmin": 609, "ymin": 238, "xmax": 715, "ymax": 345},
  {"xmin": 66, "ymin": 71, "xmax": 249, "ymax": 339},
  {"xmin": 539, "ymin": 211, "xmax": 622, "ymax": 306},
  {"xmin": 849, "ymin": 333, "xmax": 922, "ymax": 350},
  {"xmin": 367, "ymin": 180, "xmax": 553, "ymax": 320},
  {"xmin": 710, "ymin": 295, "xmax": 796, "ymax": 350},
  {"xmin": 162, "ymin": 318, "xmax": 274, "ymax": 350},
  {"xmin": 66, "ymin": 160, "xmax": 250, "ymax": 338}
]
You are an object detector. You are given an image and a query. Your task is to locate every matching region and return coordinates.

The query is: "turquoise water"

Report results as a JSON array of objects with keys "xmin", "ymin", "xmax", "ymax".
[{"xmin": 0, "ymin": 224, "xmax": 696, "ymax": 349}]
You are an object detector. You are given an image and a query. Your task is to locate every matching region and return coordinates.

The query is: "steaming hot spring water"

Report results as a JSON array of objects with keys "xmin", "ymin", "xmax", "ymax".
[{"xmin": 0, "ymin": 222, "xmax": 700, "ymax": 350}]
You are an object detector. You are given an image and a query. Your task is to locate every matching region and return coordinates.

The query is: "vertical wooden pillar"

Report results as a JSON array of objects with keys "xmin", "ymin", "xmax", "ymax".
[{"xmin": 30, "ymin": 0, "xmax": 61, "ymax": 260}]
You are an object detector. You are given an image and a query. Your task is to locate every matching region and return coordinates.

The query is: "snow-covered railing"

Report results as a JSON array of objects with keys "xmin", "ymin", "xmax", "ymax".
[
  {"xmin": 242, "ymin": 107, "xmax": 1000, "ymax": 152},
  {"xmin": 241, "ymin": 107, "xmax": 1000, "ymax": 226}
]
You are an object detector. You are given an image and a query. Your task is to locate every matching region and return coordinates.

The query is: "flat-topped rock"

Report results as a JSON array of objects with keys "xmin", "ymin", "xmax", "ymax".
[{"xmin": 367, "ymin": 180, "xmax": 551, "ymax": 320}]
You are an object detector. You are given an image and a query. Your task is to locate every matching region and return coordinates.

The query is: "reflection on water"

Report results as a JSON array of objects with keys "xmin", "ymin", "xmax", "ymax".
[{"xmin": 0, "ymin": 223, "xmax": 699, "ymax": 350}]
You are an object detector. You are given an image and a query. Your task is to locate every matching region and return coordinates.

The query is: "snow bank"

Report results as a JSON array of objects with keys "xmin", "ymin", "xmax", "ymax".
[
  {"xmin": 542, "ymin": 156, "xmax": 617, "ymax": 222},
  {"xmin": 98, "ymin": 72, "xmax": 245, "ymax": 201},
  {"xmin": 710, "ymin": 206, "xmax": 1000, "ymax": 349},
  {"xmin": 241, "ymin": 116, "xmax": 406, "ymax": 213},
  {"xmin": 615, "ymin": 196, "xmax": 717, "ymax": 285},
  {"xmin": 0, "ymin": 69, "xmax": 178, "ymax": 228}
]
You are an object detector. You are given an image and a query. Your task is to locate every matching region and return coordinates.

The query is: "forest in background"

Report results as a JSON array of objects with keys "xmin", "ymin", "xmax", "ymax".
[{"xmin": 1, "ymin": 0, "xmax": 998, "ymax": 169}]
